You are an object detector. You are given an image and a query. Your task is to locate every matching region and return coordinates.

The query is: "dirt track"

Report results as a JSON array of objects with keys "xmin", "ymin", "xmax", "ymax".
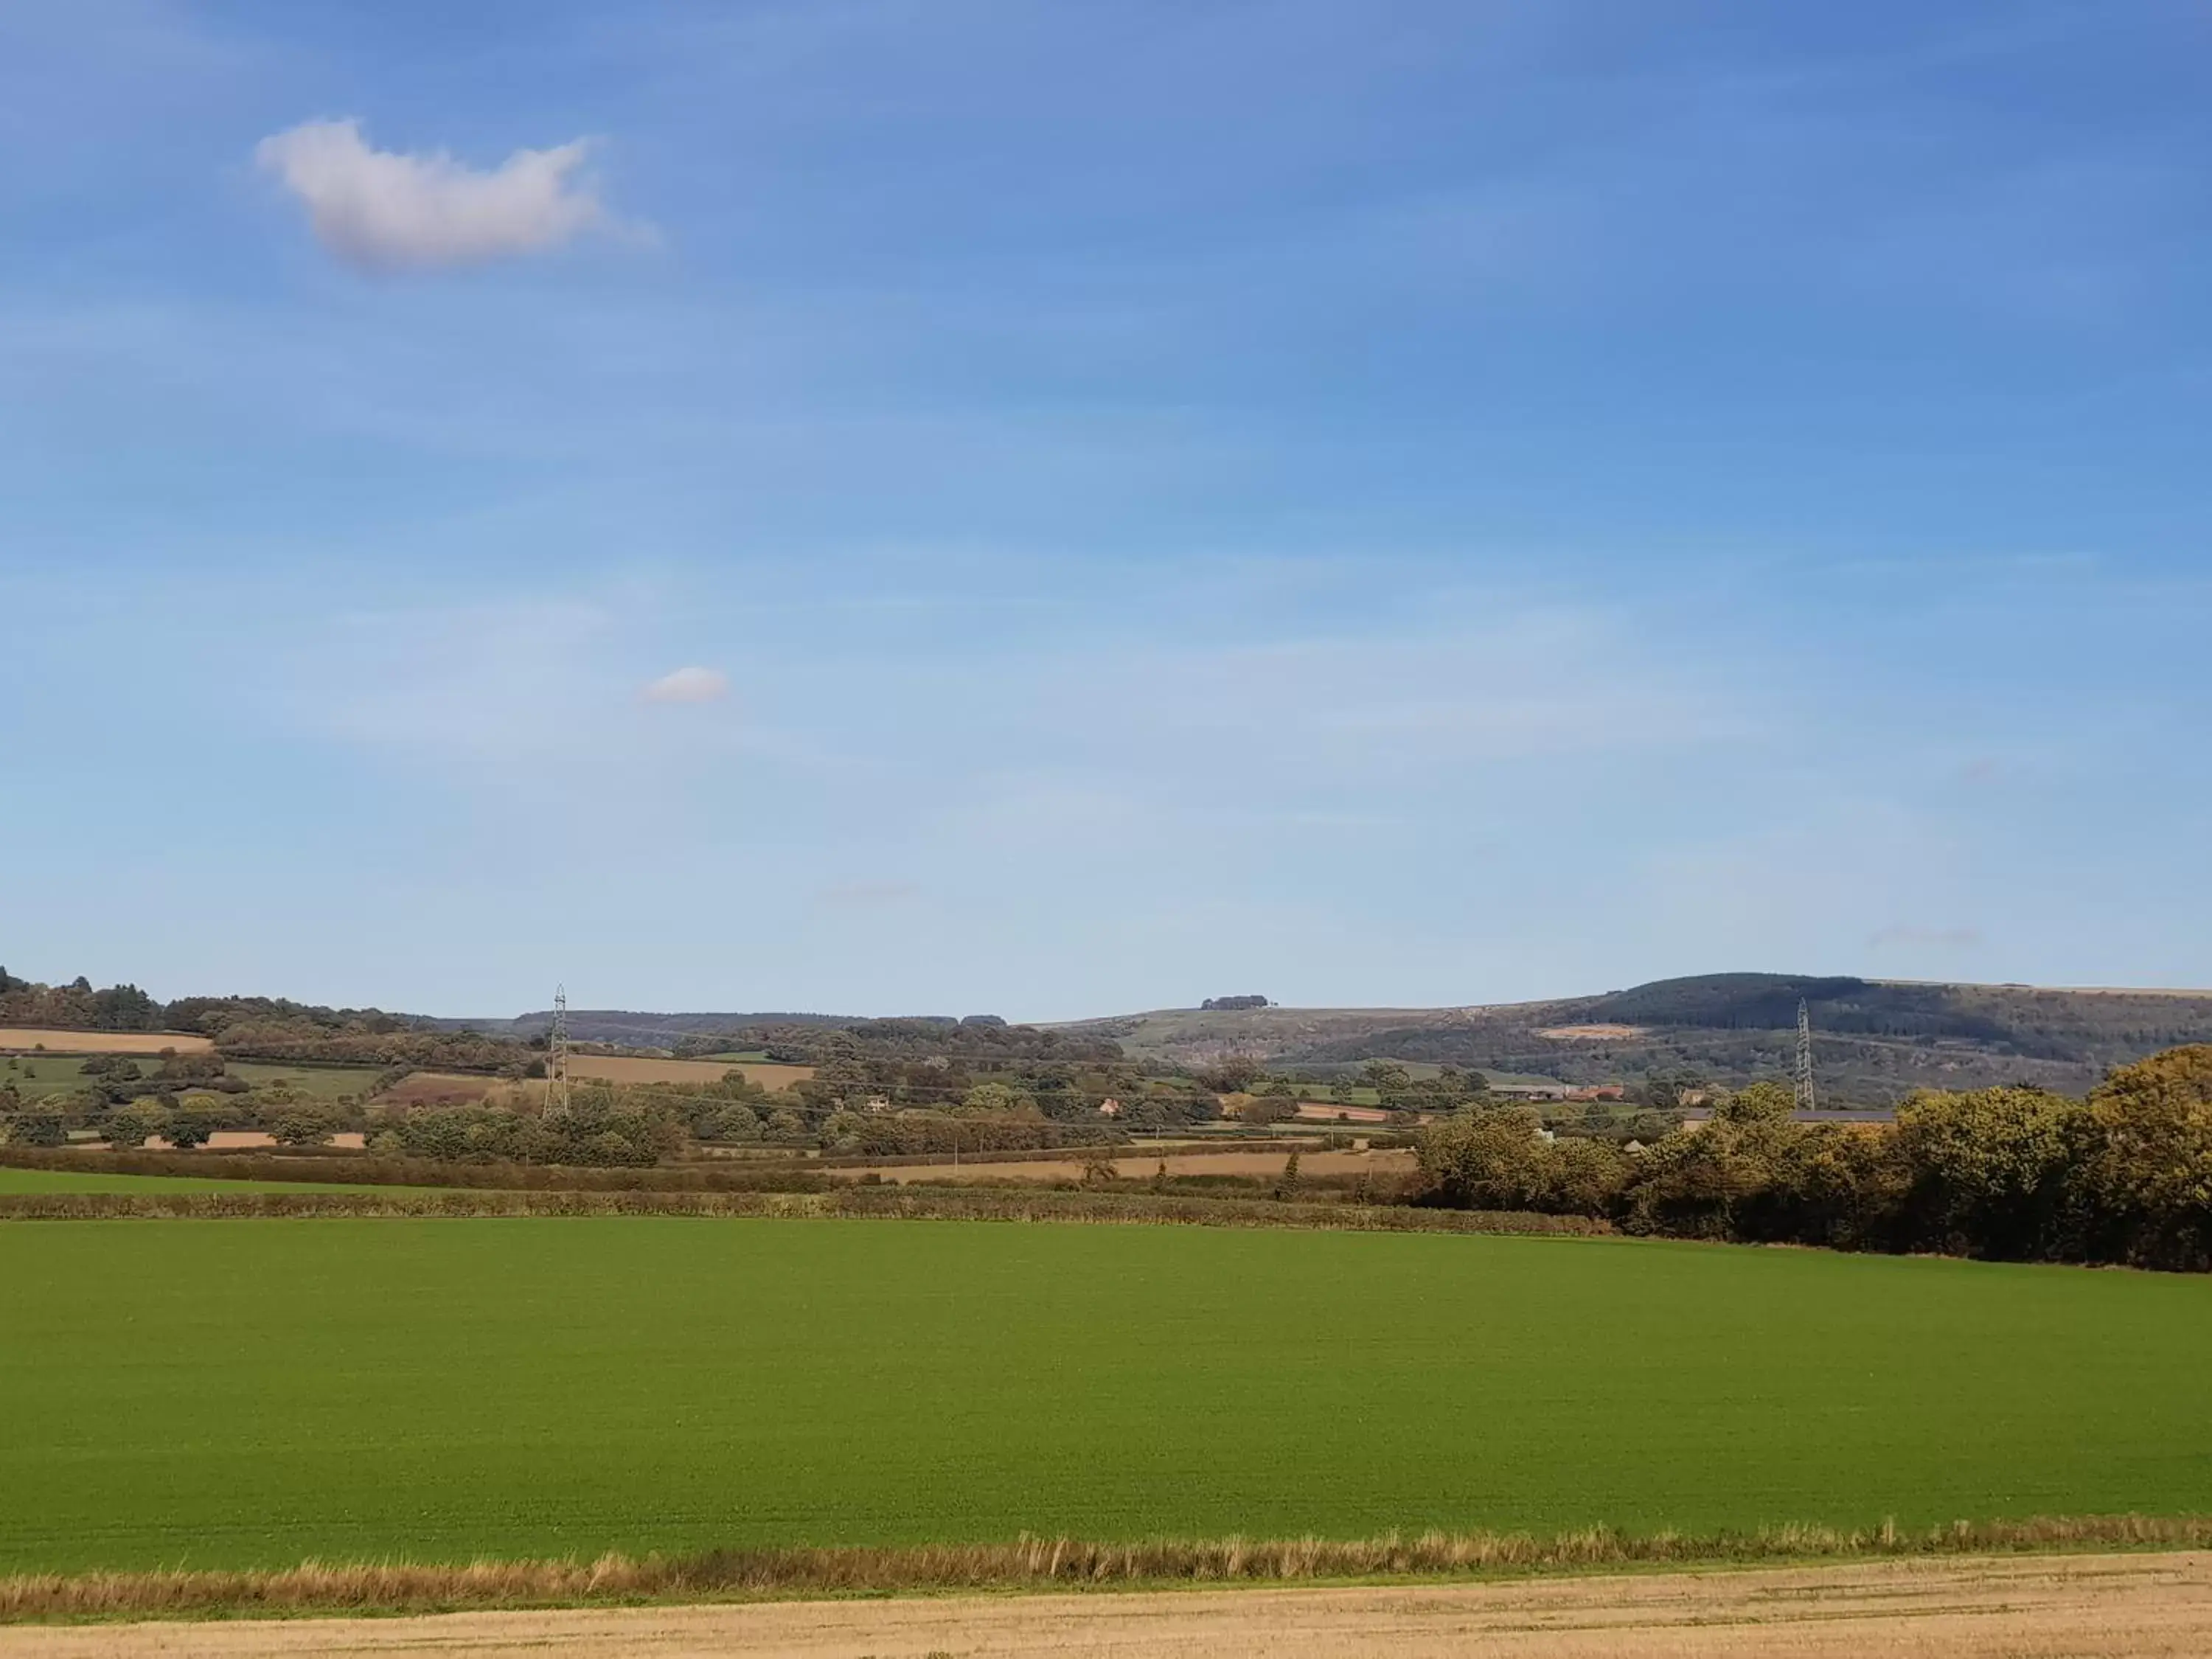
[{"xmin": 9, "ymin": 1553, "xmax": 2211, "ymax": 1657}]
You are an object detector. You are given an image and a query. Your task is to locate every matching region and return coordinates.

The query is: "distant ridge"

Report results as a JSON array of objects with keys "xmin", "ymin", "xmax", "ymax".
[
  {"xmin": 408, "ymin": 973, "xmax": 2212, "ymax": 1106},
  {"xmin": 1046, "ymin": 974, "xmax": 2212, "ymax": 1105}
]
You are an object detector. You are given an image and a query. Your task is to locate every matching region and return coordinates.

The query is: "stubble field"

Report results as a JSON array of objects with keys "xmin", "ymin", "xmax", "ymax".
[
  {"xmin": 2, "ymin": 1219, "xmax": 2210, "ymax": 1576},
  {"xmin": 10, "ymin": 1554, "xmax": 2212, "ymax": 1658},
  {"xmin": 0, "ymin": 1029, "xmax": 212, "ymax": 1055}
]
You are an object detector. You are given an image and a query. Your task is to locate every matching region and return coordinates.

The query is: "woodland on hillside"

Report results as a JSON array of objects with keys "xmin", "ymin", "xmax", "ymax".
[{"xmin": 10, "ymin": 967, "xmax": 2212, "ymax": 1117}]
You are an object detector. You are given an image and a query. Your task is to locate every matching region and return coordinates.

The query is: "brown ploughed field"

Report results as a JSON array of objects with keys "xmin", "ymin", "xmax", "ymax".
[
  {"xmin": 7, "ymin": 1553, "xmax": 2208, "ymax": 1657},
  {"xmin": 374, "ymin": 1071, "xmax": 503, "ymax": 1106}
]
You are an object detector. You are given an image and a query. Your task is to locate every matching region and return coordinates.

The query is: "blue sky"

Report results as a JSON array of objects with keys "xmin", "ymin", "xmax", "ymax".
[{"xmin": 3, "ymin": 0, "xmax": 2208, "ymax": 1019}]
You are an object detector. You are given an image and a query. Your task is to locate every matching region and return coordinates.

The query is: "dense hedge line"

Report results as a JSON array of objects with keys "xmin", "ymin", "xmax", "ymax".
[
  {"xmin": 0, "ymin": 1145, "xmax": 835, "ymax": 1192},
  {"xmin": 810, "ymin": 1134, "xmax": 1313, "ymax": 1168},
  {"xmin": 0, "ymin": 1184, "xmax": 1611, "ymax": 1235}
]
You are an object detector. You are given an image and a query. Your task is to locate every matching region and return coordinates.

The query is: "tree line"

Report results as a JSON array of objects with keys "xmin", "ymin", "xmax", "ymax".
[
  {"xmin": 0, "ymin": 971, "xmax": 163, "ymax": 1032},
  {"xmin": 1416, "ymin": 1044, "xmax": 2212, "ymax": 1271}
]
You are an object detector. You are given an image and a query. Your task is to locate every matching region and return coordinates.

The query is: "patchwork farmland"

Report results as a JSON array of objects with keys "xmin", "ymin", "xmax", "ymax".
[{"xmin": 7, "ymin": 979, "xmax": 2212, "ymax": 1650}]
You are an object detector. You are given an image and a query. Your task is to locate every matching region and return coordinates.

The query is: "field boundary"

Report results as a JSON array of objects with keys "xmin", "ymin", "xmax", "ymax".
[
  {"xmin": 0, "ymin": 1147, "xmax": 843, "ymax": 1191},
  {"xmin": 4, "ymin": 1516, "xmax": 2208, "ymax": 1623},
  {"xmin": 0, "ymin": 1186, "xmax": 1609, "ymax": 1235}
]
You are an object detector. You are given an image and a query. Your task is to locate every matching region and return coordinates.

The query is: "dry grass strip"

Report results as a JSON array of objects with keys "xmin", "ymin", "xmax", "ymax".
[{"xmin": 4, "ymin": 1517, "xmax": 2209, "ymax": 1624}]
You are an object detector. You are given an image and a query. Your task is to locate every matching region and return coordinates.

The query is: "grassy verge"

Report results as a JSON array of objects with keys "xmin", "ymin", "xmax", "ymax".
[
  {"xmin": 6, "ymin": 1515, "xmax": 2208, "ymax": 1622},
  {"xmin": 0, "ymin": 1185, "xmax": 1607, "ymax": 1234}
]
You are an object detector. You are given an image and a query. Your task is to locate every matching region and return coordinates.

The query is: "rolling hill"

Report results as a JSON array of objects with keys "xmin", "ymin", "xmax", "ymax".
[
  {"xmin": 1046, "ymin": 975, "xmax": 2212, "ymax": 1105},
  {"xmin": 23, "ymin": 970, "xmax": 2208, "ymax": 1108},
  {"xmin": 439, "ymin": 977, "xmax": 2212, "ymax": 1104}
]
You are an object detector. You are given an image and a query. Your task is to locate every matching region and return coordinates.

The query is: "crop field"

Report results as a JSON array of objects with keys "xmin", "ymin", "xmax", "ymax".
[
  {"xmin": 4, "ymin": 1220, "xmax": 2211, "ymax": 1577},
  {"xmin": 0, "ymin": 1027, "xmax": 212, "ymax": 1055}
]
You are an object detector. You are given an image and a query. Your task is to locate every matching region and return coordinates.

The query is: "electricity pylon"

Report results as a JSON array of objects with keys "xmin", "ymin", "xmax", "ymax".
[
  {"xmin": 546, "ymin": 985, "xmax": 572, "ymax": 1116},
  {"xmin": 1793, "ymin": 998, "xmax": 1818, "ymax": 1115}
]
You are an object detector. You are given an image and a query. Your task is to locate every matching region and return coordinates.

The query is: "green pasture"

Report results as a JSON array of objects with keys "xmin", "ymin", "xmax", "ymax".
[
  {"xmin": 1, "ymin": 1055, "xmax": 386, "ymax": 1106},
  {"xmin": 0, "ymin": 1054, "xmax": 94, "ymax": 1104},
  {"xmin": 3, "ymin": 1220, "xmax": 2210, "ymax": 1574},
  {"xmin": 221, "ymin": 1060, "xmax": 388, "ymax": 1101}
]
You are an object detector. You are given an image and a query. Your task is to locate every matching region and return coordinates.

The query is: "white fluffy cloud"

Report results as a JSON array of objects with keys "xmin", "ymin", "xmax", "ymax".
[
  {"xmin": 256, "ymin": 119, "xmax": 610, "ymax": 271},
  {"xmin": 641, "ymin": 666, "xmax": 729, "ymax": 704}
]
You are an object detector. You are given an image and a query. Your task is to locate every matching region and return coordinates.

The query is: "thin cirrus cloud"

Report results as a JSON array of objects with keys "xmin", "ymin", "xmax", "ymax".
[
  {"xmin": 255, "ymin": 118, "xmax": 619, "ymax": 271},
  {"xmin": 641, "ymin": 666, "xmax": 730, "ymax": 704}
]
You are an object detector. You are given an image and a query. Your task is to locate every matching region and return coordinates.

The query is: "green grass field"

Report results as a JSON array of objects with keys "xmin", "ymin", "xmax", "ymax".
[
  {"xmin": 1, "ymin": 1054, "xmax": 96, "ymax": 1103},
  {"xmin": 220, "ymin": 1061, "xmax": 389, "ymax": 1101},
  {"xmin": 2, "ymin": 1056, "xmax": 386, "ymax": 1106},
  {"xmin": 3, "ymin": 1219, "xmax": 2210, "ymax": 1575}
]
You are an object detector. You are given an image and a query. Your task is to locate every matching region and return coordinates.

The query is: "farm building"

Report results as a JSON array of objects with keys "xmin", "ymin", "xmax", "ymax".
[{"xmin": 1486, "ymin": 1079, "xmax": 1574, "ymax": 1102}]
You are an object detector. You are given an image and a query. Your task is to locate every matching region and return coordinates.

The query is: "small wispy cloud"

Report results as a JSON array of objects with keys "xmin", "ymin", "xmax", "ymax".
[
  {"xmin": 1869, "ymin": 925, "xmax": 1985, "ymax": 950},
  {"xmin": 641, "ymin": 666, "xmax": 729, "ymax": 704},
  {"xmin": 255, "ymin": 119, "xmax": 616, "ymax": 271}
]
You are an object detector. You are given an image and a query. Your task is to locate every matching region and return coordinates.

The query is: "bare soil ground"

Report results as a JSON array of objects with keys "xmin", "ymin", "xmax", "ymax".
[
  {"xmin": 832, "ymin": 1149, "xmax": 1419, "ymax": 1183},
  {"xmin": 0, "ymin": 1028, "xmax": 212, "ymax": 1055},
  {"xmin": 142, "ymin": 1131, "xmax": 367, "ymax": 1151},
  {"xmin": 562, "ymin": 1056, "xmax": 815, "ymax": 1091},
  {"xmin": 1537, "ymin": 1023, "xmax": 1649, "ymax": 1041},
  {"xmin": 7, "ymin": 1553, "xmax": 2208, "ymax": 1657},
  {"xmin": 375, "ymin": 1071, "xmax": 503, "ymax": 1106}
]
